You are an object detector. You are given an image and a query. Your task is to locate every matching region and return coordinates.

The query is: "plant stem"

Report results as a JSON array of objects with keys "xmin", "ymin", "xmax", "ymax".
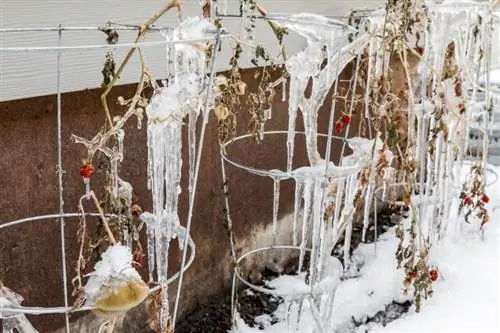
[
  {"xmin": 255, "ymin": 3, "xmax": 288, "ymax": 61},
  {"xmin": 75, "ymin": 194, "xmax": 89, "ymax": 289},
  {"xmin": 100, "ymin": 0, "xmax": 181, "ymax": 128},
  {"xmin": 90, "ymin": 191, "xmax": 117, "ymax": 245},
  {"xmin": 72, "ymin": 69, "xmax": 148, "ymax": 161}
]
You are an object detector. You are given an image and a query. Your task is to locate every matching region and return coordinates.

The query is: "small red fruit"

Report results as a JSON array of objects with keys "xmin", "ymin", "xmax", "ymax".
[
  {"xmin": 458, "ymin": 102, "xmax": 465, "ymax": 111},
  {"xmin": 429, "ymin": 269, "xmax": 438, "ymax": 282},
  {"xmin": 79, "ymin": 162, "xmax": 95, "ymax": 179},
  {"xmin": 342, "ymin": 114, "xmax": 351, "ymax": 125},
  {"xmin": 416, "ymin": 47, "xmax": 424, "ymax": 55},
  {"xmin": 463, "ymin": 196, "xmax": 473, "ymax": 205},
  {"xmin": 132, "ymin": 249, "xmax": 145, "ymax": 268},
  {"xmin": 481, "ymin": 194, "xmax": 490, "ymax": 204},
  {"xmin": 131, "ymin": 204, "xmax": 143, "ymax": 220},
  {"xmin": 335, "ymin": 122, "xmax": 344, "ymax": 133}
]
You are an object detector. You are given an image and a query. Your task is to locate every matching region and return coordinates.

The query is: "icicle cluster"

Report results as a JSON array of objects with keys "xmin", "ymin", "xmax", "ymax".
[
  {"xmin": 142, "ymin": 16, "xmax": 218, "ymax": 329},
  {"xmin": 230, "ymin": 2, "xmax": 498, "ymax": 331},
  {"xmin": 265, "ymin": 13, "xmax": 376, "ymax": 170},
  {"xmin": 410, "ymin": 0, "xmax": 494, "ymax": 243},
  {"xmin": 246, "ymin": 14, "xmax": 380, "ymax": 331}
]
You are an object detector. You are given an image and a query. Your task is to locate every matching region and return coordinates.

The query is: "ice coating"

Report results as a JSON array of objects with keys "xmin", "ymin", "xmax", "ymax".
[
  {"xmin": 338, "ymin": 136, "xmax": 394, "ymax": 243},
  {"xmin": 144, "ymin": 16, "xmax": 216, "ymax": 328},
  {"xmin": 235, "ymin": 13, "xmax": 379, "ymax": 331},
  {"xmin": 0, "ymin": 284, "xmax": 39, "ymax": 333},
  {"xmin": 268, "ymin": 13, "xmax": 354, "ymax": 42},
  {"xmin": 282, "ymin": 19, "xmax": 376, "ymax": 170},
  {"xmin": 83, "ymin": 244, "xmax": 142, "ymax": 302},
  {"xmin": 412, "ymin": 1, "xmax": 493, "ymax": 242},
  {"xmin": 231, "ymin": 3, "xmax": 498, "ymax": 331}
]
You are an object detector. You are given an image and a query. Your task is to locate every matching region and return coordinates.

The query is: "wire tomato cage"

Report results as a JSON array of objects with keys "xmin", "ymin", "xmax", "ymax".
[{"xmin": 0, "ymin": 20, "xmax": 229, "ymax": 333}]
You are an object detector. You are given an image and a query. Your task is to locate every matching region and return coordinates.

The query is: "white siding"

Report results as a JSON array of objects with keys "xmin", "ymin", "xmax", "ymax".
[{"xmin": 0, "ymin": 0, "xmax": 385, "ymax": 101}]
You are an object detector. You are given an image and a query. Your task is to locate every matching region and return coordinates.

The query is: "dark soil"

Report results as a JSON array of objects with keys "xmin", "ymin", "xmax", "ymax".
[
  {"xmin": 175, "ymin": 295, "xmax": 233, "ymax": 333},
  {"xmin": 176, "ymin": 208, "xmax": 410, "ymax": 333}
]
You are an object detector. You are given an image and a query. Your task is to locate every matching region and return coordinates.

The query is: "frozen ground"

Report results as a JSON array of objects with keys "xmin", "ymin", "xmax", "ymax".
[{"xmin": 233, "ymin": 165, "xmax": 500, "ymax": 333}]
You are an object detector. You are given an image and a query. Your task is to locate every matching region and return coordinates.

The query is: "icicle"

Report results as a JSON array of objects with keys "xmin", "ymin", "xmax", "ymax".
[
  {"xmin": 259, "ymin": 108, "xmax": 272, "ymax": 141},
  {"xmin": 286, "ymin": 77, "xmax": 301, "ymax": 172},
  {"xmin": 83, "ymin": 178, "xmax": 91, "ymax": 198},
  {"xmin": 344, "ymin": 208, "xmax": 352, "ymax": 271},
  {"xmin": 431, "ymin": 133, "xmax": 444, "ymax": 244},
  {"xmin": 317, "ymin": 199, "xmax": 329, "ymax": 280},
  {"xmin": 281, "ymin": 79, "xmax": 287, "ymax": 102},
  {"xmin": 309, "ymin": 178, "xmax": 326, "ymax": 286},
  {"xmin": 136, "ymin": 108, "xmax": 143, "ymax": 130},
  {"xmin": 144, "ymin": 17, "xmax": 217, "ymax": 330},
  {"xmin": 110, "ymin": 156, "xmax": 119, "ymax": 198},
  {"xmin": 279, "ymin": 16, "xmax": 373, "ymax": 167},
  {"xmin": 292, "ymin": 181, "xmax": 304, "ymax": 246},
  {"xmin": 437, "ymin": 135, "xmax": 449, "ymax": 240},
  {"xmin": 295, "ymin": 297, "xmax": 305, "ymax": 333},
  {"xmin": 309, "ymin": 299, "xmax": 327, "ymax": 333},
  {"xmin": 298, "ymin": 180, "xmax": 314, "ymax": 273},
  {"xmin": 285, "ymin": 300, "xmax": 293, "ymax": 330},
  {"xmin": 272, "ymin": 178, "xmax": 280, "ymax": 244},
  {"xmin": 116, "ymin": 129, "xmax": 125, "ymax": 162},
  {"xmin": 331, "ymin": 177, "xmax": 345, "ymax": 244},
  {"xmin": 188, "ymin": 110, "xmax": 198, "ymax": 197},
  {"xmin": 147, "ymin": 227, "xmax": 155, "ymax": 282}
]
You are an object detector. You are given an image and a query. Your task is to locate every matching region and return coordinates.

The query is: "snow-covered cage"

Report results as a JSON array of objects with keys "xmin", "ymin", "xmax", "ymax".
[
  {"xmin": 0, "ymin": 16, "xmax": 225, "ymax": 333},
  {"xmin": 220, "ymin": 1, "xmax": 500, "ymax": 331},
  {"xmin": 405, "ymin": 0, "xmax": 500, "ymax": 241},
  {"xmin": 468, "ymin": 62, "xmax": 500, "ymax": 164},
  {"xmin": 218, "ymin": 13, "xmax": 397, "ymax": 332}
]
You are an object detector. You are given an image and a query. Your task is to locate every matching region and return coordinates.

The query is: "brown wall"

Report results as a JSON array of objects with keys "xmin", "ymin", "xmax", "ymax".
[{"xmin": 0, "ymin": 66, "xmax": 359, "ymax": 332}]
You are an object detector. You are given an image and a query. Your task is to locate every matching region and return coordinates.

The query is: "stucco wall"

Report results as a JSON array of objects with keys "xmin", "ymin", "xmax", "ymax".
[{"xmin": 0, "ymin": 0, "xmax": 386, "ymax": 101}]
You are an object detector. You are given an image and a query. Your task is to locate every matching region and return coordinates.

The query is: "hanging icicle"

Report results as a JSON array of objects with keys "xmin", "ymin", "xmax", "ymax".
[{"xmin": 142, "ymin": 17, "xmax": 219, "ymax": 330}]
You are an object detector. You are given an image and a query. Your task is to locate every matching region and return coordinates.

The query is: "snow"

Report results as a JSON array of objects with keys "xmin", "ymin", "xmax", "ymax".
[
  {"xmin": 371, "ymin": 223, "xmax": 500, "ymax": 333},
  {"xmin": 232, "ymin": 164, "xmax": 500, "ymax": 333},
  {"xmin": 83, "ymin": 244, "xmax": 142, "ymax": 302}
]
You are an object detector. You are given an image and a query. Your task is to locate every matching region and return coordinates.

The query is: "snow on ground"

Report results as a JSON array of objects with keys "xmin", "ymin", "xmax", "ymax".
[
  {"xmin": 370, "ymin": 177, "xmax": 500, "ymax": 333},
  {"xmin": 233, "ymin": 166, "xmax": 500, "ymax": 333}
]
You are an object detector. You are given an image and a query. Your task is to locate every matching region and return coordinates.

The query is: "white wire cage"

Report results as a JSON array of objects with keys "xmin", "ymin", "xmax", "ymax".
[{"xmin": 0, "ymin": 21, "xmax": 227, "ymax": 333}]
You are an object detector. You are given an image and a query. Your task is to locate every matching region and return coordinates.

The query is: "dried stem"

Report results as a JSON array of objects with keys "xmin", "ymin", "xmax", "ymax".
[
  {"xmin": 406, "ymin": 45, "xmax": 488, "ymax": 137},
  {"xmin": 72, "ymin": 67, "xmax": 148, "ymax": 161},
  {"xmin": 100, "ymin": 0, "xmax": 181, "ymax": 128},
  {"xmin": 255, "ymin": 3, "xmax": 288, "ymax": 61},
  {"xmin": 74, "ymin": 194, "xmax": 89, "ymax": 290},
  {"xmin": 89, "ymin": 191, "xmax": 117, "ymax": 245}
]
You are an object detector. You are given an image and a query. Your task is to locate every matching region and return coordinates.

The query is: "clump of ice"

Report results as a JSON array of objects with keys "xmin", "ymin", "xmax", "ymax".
[
  {"xmin": 268, "ymin": 13, "xmax": 353, "ymax": 43},
  {"xmin": 146, "ymin": 82, "xmax": 188, "ymax": 122},
  {"xmin": 292, "ymin": 160, "xmax": 363, "ymax": 179},
  {"xmin": 343, "ymin": 137, "xmax": 385, "ymax": 167},
  {"xmin": 0, "ymin": 284, "xmax": 40, "ymax": 332},
  {"xmin": 254, "ymin": 314, "xmax": 273, "ymax": 329},
  {"xmin": 146, "ymin": 72, "xmax": 205, "ymax": 124},
  {"xmin": 84, "ymin": 244, "xmax": 142, "ymax": 301},
  {"xmin": 0, "ymin": 285, "xmax": 24, "ymax": 319}
]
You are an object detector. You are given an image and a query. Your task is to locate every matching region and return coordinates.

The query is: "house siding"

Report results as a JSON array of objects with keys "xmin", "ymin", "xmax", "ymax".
[{"xmin": 0, "ymin": 0, "xmax": 385, "ymax": 101}]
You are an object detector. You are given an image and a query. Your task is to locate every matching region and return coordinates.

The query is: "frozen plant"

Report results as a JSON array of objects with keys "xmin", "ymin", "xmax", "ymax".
[{"xmin": 83, "ymin": 244, "xmax": 149, "ymax": 320}]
